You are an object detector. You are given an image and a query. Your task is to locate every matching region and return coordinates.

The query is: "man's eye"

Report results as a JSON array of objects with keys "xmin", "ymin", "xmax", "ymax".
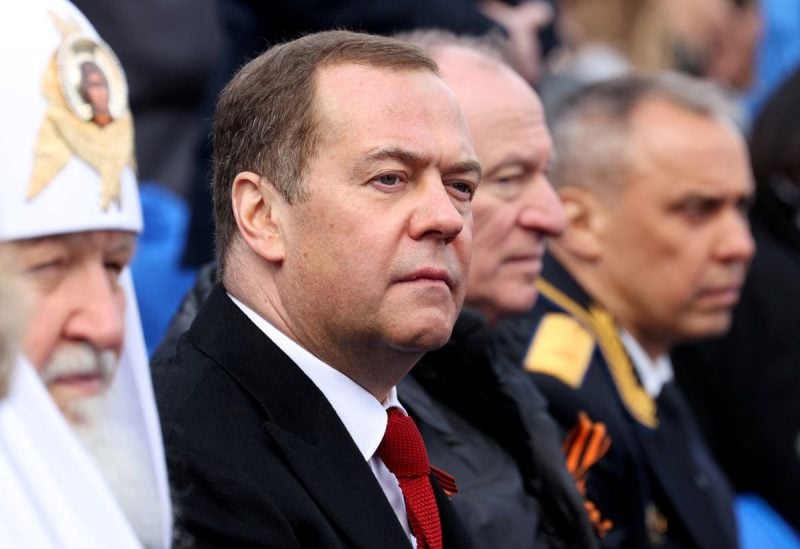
[
  {"xmin": 376, "ymin": 174, "xmax": 401, "ymax": 186},
  {"xmin": 25, "ymin": 258, "xmax": 65, "ymax": 275},
  {"xmin": 105, "ymin": 261, "xmax": 128, "ymax": 281},
  {"xmin": 678, "ymin": 199, "xmax": 721, "ymax": 221},
  {"xmin": 450, "ymin": 181, "xmax": 475, "ymax": 200},
  {"xmin": 496, "ymin": 174, "xmax": 524, "ymax": 185}
]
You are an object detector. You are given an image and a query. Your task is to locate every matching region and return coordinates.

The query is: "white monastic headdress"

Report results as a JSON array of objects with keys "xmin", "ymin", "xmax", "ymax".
[{"xmin": 0, "ymin": 0, "xmax": 141, "ymax": 238}]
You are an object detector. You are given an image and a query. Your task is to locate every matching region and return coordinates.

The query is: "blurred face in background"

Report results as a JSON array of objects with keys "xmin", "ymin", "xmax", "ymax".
[
  {"xmin": 10, "ymin": 230, "xmax": 136, "ymax": 421},
  {"xmin": 436, "ymin": 46, "xmax": 566, "ymax": 326},
  {"xmin": 591, "ymin": 98, "xmax": 755, "ymax": 356}
]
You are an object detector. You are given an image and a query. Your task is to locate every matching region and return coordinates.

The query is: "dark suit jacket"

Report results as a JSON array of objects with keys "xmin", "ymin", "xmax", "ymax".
[
  {"xmin": 494, "ymin": 257, "xmax": 738, "ymax": 549},
  {"xmin": 403, "ymin": 309, "xmax": 597, "ymax": 549},
  {"xmin": 152, "ymin": 284, "xmax": 475, "ymax": 548}
]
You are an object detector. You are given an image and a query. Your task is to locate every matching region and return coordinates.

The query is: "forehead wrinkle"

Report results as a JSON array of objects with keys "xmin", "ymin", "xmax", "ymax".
[
  {"xmin": 363, "ymin": 146, "xmax": 430, "ymax": 166},
  {"xmin": 347, "ymin": 147, "xmax": 428, "ymax": 179}
]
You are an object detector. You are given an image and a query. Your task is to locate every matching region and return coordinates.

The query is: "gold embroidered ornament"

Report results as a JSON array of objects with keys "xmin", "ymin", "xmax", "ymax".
[
  {"xmin": 27, "ymin": 13, "xmax": 133, "ymax": 210},
  {"xmin": 529, "ymin": 277, "xmax": 659, "ymax": 428}
]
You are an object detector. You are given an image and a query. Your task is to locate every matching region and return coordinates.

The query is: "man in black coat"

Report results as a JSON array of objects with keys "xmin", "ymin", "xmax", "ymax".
[
  {"xmin": 155, "ymin": 31, "xmax": 598, "ymax": 548},
  {"xmin": 495, "ymin": 73, "xmax": 752, "ymax": 548},
  {"xmin": 152, "ymin": 30, "xmax": 481, "ymax": 547}
]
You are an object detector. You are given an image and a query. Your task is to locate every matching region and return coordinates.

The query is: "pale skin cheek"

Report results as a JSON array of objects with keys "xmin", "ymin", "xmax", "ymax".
[{"xmin": 21, "ymin": 297, "xmax": 53, "ymax": 368}]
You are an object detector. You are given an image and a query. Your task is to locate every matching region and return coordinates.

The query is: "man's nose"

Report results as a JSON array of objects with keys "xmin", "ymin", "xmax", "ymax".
[
  {"xmin": 408, "ymin": 177, "xmax": 465, "ymax": 243},
  {"xmin": 518, "ymin": 176, "xmax": 567, "ymax": 237},
  {"xmin": 63, "ymin": 264, "xmax": 126, "ymax": 355},
  {"xmin": 716, "ymin": 210, "xmax": 756, "ymax": 264}
]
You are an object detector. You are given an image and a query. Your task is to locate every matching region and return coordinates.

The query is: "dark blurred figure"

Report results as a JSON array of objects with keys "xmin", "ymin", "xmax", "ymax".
[{"xmin": 673, "ymin": 66, "xmax": 800, "ymax": 533}]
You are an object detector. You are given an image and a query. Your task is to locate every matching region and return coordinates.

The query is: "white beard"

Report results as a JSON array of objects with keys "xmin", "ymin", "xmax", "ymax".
[
  {"xmin": 48, "ymin": 345, "xmax": 164, "ymax": 548},
  {"xmin": 69, "ymin": 390, "xmax": 163, "ymax": 548}
]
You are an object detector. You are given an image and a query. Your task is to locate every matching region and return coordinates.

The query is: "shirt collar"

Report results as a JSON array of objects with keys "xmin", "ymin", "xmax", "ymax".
[
  {"xmin": 228, "ymin": 294, "xmax": 401, "ymax": 461},
  {"xmin": 618, "ymin": 328, "xmax": 674, "ymax": 398}
]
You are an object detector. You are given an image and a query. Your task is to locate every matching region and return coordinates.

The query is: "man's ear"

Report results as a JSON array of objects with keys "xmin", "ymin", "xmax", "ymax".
[
  {"xmin": 554, "ymin": 186, "xmax": 607, "ymax": 261},
  {"xmin": 231, "ymin": 171, "xmax": 285, "ymax": 262}
]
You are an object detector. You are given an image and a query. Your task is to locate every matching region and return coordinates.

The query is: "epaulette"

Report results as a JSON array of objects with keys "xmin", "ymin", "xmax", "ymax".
[
  {"xmin": 528, "ymin": 277, "xmax": 659, "ymax": 428},
  {"xmin": 524, "ymin": 312, "xmax": 594, "ymax": 389}
]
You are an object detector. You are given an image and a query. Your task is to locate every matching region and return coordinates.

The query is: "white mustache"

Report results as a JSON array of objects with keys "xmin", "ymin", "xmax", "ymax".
[{"xmin": 38, "ymin": 343, "xmax": 117, "ymax": 386}]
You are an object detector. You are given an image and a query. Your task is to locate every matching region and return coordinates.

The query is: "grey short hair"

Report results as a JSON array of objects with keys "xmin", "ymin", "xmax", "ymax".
[
  {"xmin": 395, "ymin": 28, "xmax": 510, "ymax": 65},
  {"xmin": 549, "ymin": 71, "xmax": 736, "ymax": 194}
]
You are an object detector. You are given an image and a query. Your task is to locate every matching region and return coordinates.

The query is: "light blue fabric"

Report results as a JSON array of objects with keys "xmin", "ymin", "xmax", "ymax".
[
  {"xmin": 744, "ymin": 0, "xmax": 800, "ymax": 120},
  {"xmin": 737, "ymin": 493, "xmax": 800, "ymax": 549},
  {"xmin": 131, "ymin": 182, "xmax": 197, "ymax": 355}
]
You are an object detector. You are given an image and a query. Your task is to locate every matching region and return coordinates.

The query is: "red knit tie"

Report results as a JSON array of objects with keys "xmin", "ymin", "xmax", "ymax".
[{"xmin": 378, "ymin": 407, "xmax": 443, "ymax": 549}]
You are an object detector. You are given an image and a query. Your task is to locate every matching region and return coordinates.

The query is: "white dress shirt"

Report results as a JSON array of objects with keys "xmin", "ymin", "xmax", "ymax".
[
  {"xmin": 619, "ymin": 328, "xmax": 674, "ymax": 398},
  {"xmin": 230, "ymin": 295, "xmax": 416, "ymax": 546}
]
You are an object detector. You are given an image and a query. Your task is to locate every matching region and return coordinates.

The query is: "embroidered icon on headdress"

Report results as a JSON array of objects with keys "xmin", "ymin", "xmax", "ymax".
[{"xmin": 26, "ymin": 11, "xmax": 134, "ymax": 210}]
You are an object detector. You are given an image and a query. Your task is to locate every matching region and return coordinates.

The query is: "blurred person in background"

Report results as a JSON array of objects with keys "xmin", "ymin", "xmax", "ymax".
[
  {"xmin": 0, "ymin": 259, "xmax": 144, "ymax": 547},
  {"xmin": 541, "ymin": 0, "xmax": 761, "ymax": 125},
  {"xmin": 401, "ymin": 30, "xmax": 598, "ymax": 547},
  {"xmin": 496, "ymin": 72, "xmax": 749, "ymax": 548},
  {"xmin": 0, "ymin": 0, "xmax": 172, "ymax": 545},
  {"xmin": 673, "ymin": 65, "xmax": 800, "ymax": 537}
]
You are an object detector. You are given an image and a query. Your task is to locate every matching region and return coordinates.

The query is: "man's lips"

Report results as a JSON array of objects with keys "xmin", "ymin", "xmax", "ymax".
[
  {"xmin": 504, "ymin": 253, "xmax": 542, "ymax": 264},
  {"xmin": 698, "ymin": 285, "xmax": 743, "ymax": 307},
  {"xmin": 397, "ymin": 267, "xmax": 456, "ymax": 289},
  {"xmin": 46, "ymin": 372, "xmax": 110, "ymax": 397},
  {"xmin": 502, "ymin": 253, "xmax": 544, "ymax": 275}
]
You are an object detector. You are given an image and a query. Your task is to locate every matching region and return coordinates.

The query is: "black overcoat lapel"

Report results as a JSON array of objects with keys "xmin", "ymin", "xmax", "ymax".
[{"xmin": 189, "ymin": 285, "xmax": 413, "ymax": 549}]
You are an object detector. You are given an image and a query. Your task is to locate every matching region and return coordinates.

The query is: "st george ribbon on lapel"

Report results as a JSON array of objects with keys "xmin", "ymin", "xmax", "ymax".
[{"xmin": 379, "ymin": 407, "xmax": 443, "ymax": 549}]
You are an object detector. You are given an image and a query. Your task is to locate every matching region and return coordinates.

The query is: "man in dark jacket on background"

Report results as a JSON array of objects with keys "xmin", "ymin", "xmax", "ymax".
[{"xmin": 497, "ymin": 73, "xmax": 750, "ymax": 548}]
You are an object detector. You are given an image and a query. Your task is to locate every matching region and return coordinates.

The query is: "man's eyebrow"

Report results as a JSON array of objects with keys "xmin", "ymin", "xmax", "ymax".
[
  {"xmin": 354, "ymin": 147, "xmax": 482, "ymax": 180},
  {"xmin": 484, "ymin": 152, "xmax": 546, "ymax": 177},
  {"xmin": 361, "ymin": 147, "xmax": 427, "ymax": 166},
  {"xmin": 447, "ymin": 159, "xmax": 482, "ymax": 181}
]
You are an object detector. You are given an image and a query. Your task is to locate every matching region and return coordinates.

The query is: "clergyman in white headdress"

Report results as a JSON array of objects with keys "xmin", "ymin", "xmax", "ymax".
[{"xmin": 0, "ymin": 0, "xmax": 172, "ymax": 546}]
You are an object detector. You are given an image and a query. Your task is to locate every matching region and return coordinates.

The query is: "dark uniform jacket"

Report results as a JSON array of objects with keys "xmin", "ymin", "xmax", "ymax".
[
  {"xmin": 152, "ymin": 284, "xmax": 475, "ymax": 548},
  {"xmin": 673, "ymin": 184, "xmax": 800, "ymax": 532},
  {"xmin": 494, "ymin": 256, "xmax": 738, "ymax": 549},
  {"xmin": 406, "ymin": 309, "xmax": 597, "ymax": 548},
  {"xmin": 153, "ymin": 265, "xmax": 596, "ymax": 548}
]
